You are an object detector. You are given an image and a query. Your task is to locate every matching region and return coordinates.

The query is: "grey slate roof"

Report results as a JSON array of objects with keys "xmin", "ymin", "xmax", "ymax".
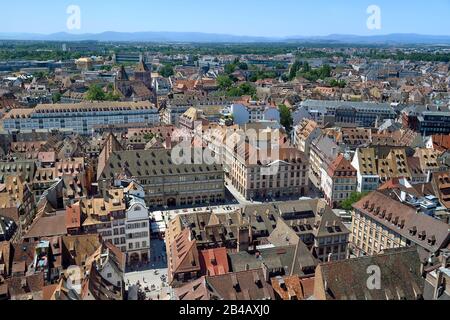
[
  {"xmin": 98, "ymin": 148, "xmax": 223, "ymax": 180},
  {"xmin": 301, "ymin": 99, "xmax": 395, "ymax": 112}
]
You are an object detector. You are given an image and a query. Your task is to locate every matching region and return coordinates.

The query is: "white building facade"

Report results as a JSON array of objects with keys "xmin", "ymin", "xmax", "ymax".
[{"xmin": 124, "ymin": 184, "xmax": 151, "ymax": 265}]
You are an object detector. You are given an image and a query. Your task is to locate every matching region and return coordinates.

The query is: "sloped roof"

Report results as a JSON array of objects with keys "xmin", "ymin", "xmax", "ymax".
[
  {"xmin": 116, "ymin": 65, "xmax": 129, "ymax": 81},
  {"xmin": 271, "ymin": 275, "xmax": 315, "ymax": 300},
  {"xmin": 6, "ymin": 272, "xmax": 45, "ymax": 299},
  {"xmin": 206, "ymin": 268, "xmax": 275, "ymax": 300},
  {"xmin": 316, "ymin": 247, "xmax": 424, "ymax": 300},
  {"xmin": 199, "ymin": 247, "xmax": 229, "ymax": 276},
  {"xmin": 168, "ymin": 228, "xmax": 200, "ymax": 284},
  {"xmin": 327, "ymin": 154, "xmax": 356, "ymax": 177},
  {"xmin": 135, "ymin": 60, "xmax": 150, "ymax": 73},
  {"xmin": 61, "ymin": 235, "xmax": 101, "ymax": 268},
  {"xmin": 174, "ymin": 276, "xmax": 210, "ymax": 300},
  {"xmin": 24, "ymin": 213, "xmax": 67, "ymax": 240},
  {"xmin": 432, "ymin": 171, "xmax": 450, "ymax": 209},
  {"xmin": 353, "ymin": 191, "xmax": 450, "ymax": 253}
]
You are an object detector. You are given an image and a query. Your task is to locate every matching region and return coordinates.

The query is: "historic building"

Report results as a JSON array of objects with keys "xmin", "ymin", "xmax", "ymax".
[
  {"xmin": 114, "ymin": 61, "xmax": 155, "ymax": 102},
  {"xmin": 351, "ymin": 191, "xmax": 450, "ymax": 257},
  {"xmin": 97, "ymin": 148, "xmax": 225, "ymax": 208}
]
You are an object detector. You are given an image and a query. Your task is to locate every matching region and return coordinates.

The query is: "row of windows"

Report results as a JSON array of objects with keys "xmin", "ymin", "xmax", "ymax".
[
  {"xmin": 127, "ymin": 222, "xmax": 148, "ymax": 230},
  {"xmin": 128, "ymin": 241, "xmax": 148, "ymax": 250}
]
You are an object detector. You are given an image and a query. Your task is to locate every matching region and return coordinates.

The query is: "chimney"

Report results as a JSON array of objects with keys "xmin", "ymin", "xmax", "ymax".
[
  {"xmin": 261, "ymin": 262, "xmax": 270, "ymax": 283},
  {"xmin": 434, "ymin": 270, "xmax": 445, "ymax": 300},
  {"xmin": 237, "ymin": 225, "xmax": 251, "ymax": 253},
  {"xmin": 440, "ymin": 249, "xmax": 450, "ymax": 268},
  {"xmin": 165, "ymin": 136, "xmax": 172, "ymax": 150},
  {"xmin": 288, "ymin": 289, "xmax": 297, "ymax": 300}
]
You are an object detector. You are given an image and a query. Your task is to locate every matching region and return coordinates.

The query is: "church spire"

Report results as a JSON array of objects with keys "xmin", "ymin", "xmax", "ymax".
[
  {"xmin": 135, "ymin": 59, "xmax": 150, "ymax": 72},
  {"xmin": 117, "ymin": 65, "xmax": 129, "ymax": 81}
]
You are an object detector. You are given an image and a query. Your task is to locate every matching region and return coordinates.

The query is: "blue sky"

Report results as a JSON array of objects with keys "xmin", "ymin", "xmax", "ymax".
[{"xmin": 1, "ymin": 0, "xmax": 450, "ymax": 36}]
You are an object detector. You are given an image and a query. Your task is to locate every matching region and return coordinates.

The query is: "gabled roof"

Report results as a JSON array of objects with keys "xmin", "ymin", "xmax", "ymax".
[
  {"xmin": 168, "ymin": 228, "xmax": 200, "ymax": 284},
  {"xmin": 81, "ymin": 262, "xmax": 122, "ymax": 300},
  {"xmin": 316, "ymin": 247, "xmax": 424, "ymax": 300},
  {"xmin": 206, "ymin": 269, "xmax": 275, "ymax": 300},
  {"xmin": 432, "ymin": 171, "xmax": 450, "ymax": 209},
  {"xmin": 271, "ymin": 275, "xmax": 315, "ymax": 300},
  {"xmin": 174, "ymin": 276, "xmax": 210, "ymax": 300},
  {"xmin": 199, "ymin": 247, "xmax": 229, "ymax": 276},
  {"xmin": 61, "ymin": 235, "xmax": 101, "ymax": 268},
  {"xmin": 431, "ymin": 134, "xmax": 450, "ymax": 152},
  {"xmin": 116, "ymin": 66, "xmax": 129, "ymax": 81},
  {"xmin": 353, "ymin": 191, "xmax": 450, "ymax": 253},
  {"xmin": 135, "ymin": 60, "xmax": 150, "ymax": 73},
  {"xmin": 66, "ymin": 202, "xmax": 81, "ymax": 230},
  {"xmin": 327, "ymin": 154, "xmax": 356, "ymax": 177},
  {"xmin": 356, "ymin": 148, "xmax": 378, "ymax": 176},
  {"xmin": 24, "ymin": 213, "xmax": 67, "ymax": 240},
  {"xmin": 6, "ymin": 272, "xmax": 45, "ymax": 299}
]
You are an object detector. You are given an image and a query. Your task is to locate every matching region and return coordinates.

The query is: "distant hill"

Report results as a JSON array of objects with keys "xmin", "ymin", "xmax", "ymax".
[
  {"xmin": 287, "ymin": 33, "xmax": 450, "ymax": 45},
  {"xmin": 1, "ymin": 31, "xmax": 450, "ymax": 44}
]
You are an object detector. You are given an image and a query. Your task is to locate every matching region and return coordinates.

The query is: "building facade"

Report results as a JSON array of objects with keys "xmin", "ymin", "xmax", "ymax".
[
  {"xmin": 227, "ymin": 145, "xmax": 309, "ymax": 201},
  {"xmin": 351, "ymin": 148, "xmax": 380, "ymax": 193},
  {"xmin": 300, "ymin": 99, "xmax": 396, "ymax": 127},
  {"xmin": 351, "ymin": 191, "xmax": 450, "ymax": 257},
  {"xmin": 124, "ymin": 184, "xmax": 150, "ymax": 265},
  {"xmin": 3, "ymin": 101, "xmax": 160, "ymax": 135},
  {"xmin": 321, "ymin": 154, "xmax": 357, "ymax": 208},
  {"xmin": 98, "ymin": 149, "xmax": 225, "ymax": 208},
  {"xmin": 229, "ymin": 103, "xmax": 280, "ymax": 125}
]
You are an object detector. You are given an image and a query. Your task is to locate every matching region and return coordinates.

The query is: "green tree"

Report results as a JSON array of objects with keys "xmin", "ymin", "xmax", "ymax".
[
  {"xmin": 104, "ymin": 92, "xmax": 121, "ymax": 101},
  {"xmin": 238, "ymin": 62, "xmax": 249, "ymax": 70},
  {"xmin": 52, "ymin": 92, "xmax": 62, "ymax": 103},
  {"xmin": 86, "ymin": 84, "xmax": 106, "ymax": 101},
  {"xmin": 225, "ymin": 82, "xmax": 256, "ymax": 97},
  {"xmin": 279, "ymin": 104, "xmax": 293, "ymax": 132},
  {"xmin": 329, "ymin": 79, "xmax": 346, "ymax": 88},
  {"xmin": 341, "ymin": 192, "xmax": 369, "ymax": 211},
  {"xmin": 33, "ymin": 71, "xmax": 48, "ymax": 80},
  {"xmin": 143, "ymin": 133, "xmax": 155, "ymax": 141},
  {"xmin": 217, "ymin": 75, "xmax": 233, "ymax": 90},
  {"xmin": 224, "ymin": 63, "xmax": 236, "ymax": 74},
  {"xmin": 289, "ymin": 61, "xmax": 302, "ymax": 80},
  {"xmin": 100, "ymin": 65, "xmax": 112, "ymax": 71},
  {"xmin": 160, "ymin": 64, "xmax": 174, "ymax": 78},
  {"xmin": 238, "ymin": 82, "xmax": 256, "ymax": 96}
]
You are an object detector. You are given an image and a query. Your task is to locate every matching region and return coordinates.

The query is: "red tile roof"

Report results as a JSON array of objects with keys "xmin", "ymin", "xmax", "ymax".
[
  {"xmin": 66, "ymin": 202, "xmax": 81, "ymax": 230},
  {"xmin": 327, "ymin": 154, "xmax": 356, "ymax": 177},
  {"xmin": 199, "ymin": 247, "xmax": 229, "ymax": 276},
  {"xmin": 432, "ymin": 134, "xmax": 450, "ymax": 152}
]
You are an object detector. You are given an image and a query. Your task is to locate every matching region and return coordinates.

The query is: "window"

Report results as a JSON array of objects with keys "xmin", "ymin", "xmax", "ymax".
[{"xmin": 107, "ymin": 273, "xmax": 112, "ymax": 278}]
